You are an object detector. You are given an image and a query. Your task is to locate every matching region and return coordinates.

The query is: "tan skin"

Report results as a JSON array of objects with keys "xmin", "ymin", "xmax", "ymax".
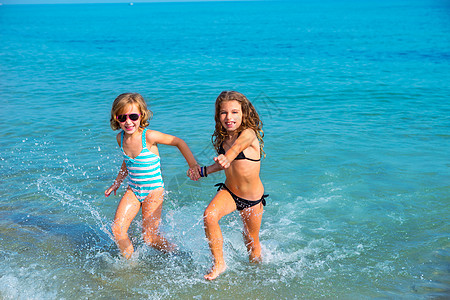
[
  {"xmin": 188, "ymin": 100, "xmax": 265, "ymax": 280},
  {"xmin": 106, "ymin": 103, "xmax": 200, "ymax": 259}
]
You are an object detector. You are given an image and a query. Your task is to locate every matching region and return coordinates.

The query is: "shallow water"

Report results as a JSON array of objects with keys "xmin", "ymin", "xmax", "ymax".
[{"xmin": 1, "ymin": 0, "xmax": 449, "ymax": 298}]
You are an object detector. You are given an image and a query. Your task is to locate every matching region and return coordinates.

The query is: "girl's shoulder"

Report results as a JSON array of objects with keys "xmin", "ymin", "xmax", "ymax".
[
  {"xmin": 239, "ymin": 128, "xmax": 258, "ymax": 140},
  {"xmin": 144, "ymin": 128, "xmax": 164, "ymax": 144},
  {"xmin": 144, "ymin": 128, "xmax": 159, "ymax": 138}
]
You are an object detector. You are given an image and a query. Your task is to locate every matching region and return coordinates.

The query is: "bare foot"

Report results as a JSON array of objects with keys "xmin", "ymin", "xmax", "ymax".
[
  {"xmin": 250, "ymin": 255, "xmax": 262, "ymax": 263},
  {"xmin": 144, "ymin": 234, "xmax": 177, "ymax": 253},
  {"xmin": 204, "ymin": 262, "xmax": 227, "ymax": 280}
]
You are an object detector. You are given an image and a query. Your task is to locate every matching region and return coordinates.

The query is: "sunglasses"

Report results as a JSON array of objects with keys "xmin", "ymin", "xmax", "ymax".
[{"xmin": 116, "ymin": 113, "xmax": 140, "ymax": 123}]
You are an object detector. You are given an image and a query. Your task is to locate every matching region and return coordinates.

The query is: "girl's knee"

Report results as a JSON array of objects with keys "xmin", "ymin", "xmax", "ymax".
[
  {"xmin": 111, "ymin": 222, "xmax": 126, "ymax": 238},
  {"xmin": 203, "ymin": 209, "xmax": 220, "ymax": 226}
]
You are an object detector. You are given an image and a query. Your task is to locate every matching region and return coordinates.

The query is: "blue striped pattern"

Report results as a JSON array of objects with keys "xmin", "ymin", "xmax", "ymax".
[{"xmin": 122, "ymin": 128, "xmax": 164, "ymax": 201}]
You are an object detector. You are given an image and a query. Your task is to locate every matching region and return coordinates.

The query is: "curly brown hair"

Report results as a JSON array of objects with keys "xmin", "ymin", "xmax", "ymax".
[
  {"xmin": 212, "ymin": 91, "xmax": 265, "ymax": 157},
  {"xmin": 109, "ymin": 93, "xmax": 153, "ymax": 130}
]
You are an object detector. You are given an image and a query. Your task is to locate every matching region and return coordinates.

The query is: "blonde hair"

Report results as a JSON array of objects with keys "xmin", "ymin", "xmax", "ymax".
[
  {"xmin": 212, "ymin": 91, "xmax": 265, "ymax": 157},
  {"xmin": 110, "ymin": 93, "xmax": 153, "ymax": 130}
]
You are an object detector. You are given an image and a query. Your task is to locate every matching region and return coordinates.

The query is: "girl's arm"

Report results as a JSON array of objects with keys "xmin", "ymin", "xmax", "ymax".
[
  {"xmin": 214, "ymin": 128, "xmax": 257, "ymax": 169},
  {"xmin": 203, "ymin": 161, "xmax": 223, "ymax": 176},
  {"xmin": 187, "ymin": 160, "xmax": 222, "ymax": 180},
  {"xmin": 105, "ymin": 160, "xmax": 128, "ymax": 197},
  {"xmin": 196, "ymin": 129, "xmax": 258, "ymax": 178},
  {"xmin": 148, "ymin": 130, "xmax": 201, "ymax": 180}
]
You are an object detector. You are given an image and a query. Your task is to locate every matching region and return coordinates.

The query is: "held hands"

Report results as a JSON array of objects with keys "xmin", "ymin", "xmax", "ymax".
[
  {"xmin": 187, "ymin": 164, "xmax": 201, "ymax": 181},
  {"xmin": 186, "ymin": 155, "xmax": 231, "ymax": 181}
]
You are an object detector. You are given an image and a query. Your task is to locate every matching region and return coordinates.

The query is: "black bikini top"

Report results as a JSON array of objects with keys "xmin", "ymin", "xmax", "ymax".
[{"xmin": 218, "ymin": 143, "xmax": 261, "ymax": 162}]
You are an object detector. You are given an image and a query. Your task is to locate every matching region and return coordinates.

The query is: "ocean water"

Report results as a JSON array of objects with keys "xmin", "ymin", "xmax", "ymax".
[{"xmin": 1, "ymin": 0, "xmax": 449, "ymax": 298}]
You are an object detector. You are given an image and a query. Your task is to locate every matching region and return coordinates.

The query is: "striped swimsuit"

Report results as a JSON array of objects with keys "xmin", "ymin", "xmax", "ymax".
[{"xmin": 121, "ymin": 128, "xmax": 164, "ymax": 202}]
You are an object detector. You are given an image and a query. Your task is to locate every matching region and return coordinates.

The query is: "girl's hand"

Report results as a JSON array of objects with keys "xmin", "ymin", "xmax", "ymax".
[
  {"xmin": 214, "ymin": 154, "xmax": 231, "ymax": 169},
  {"xmin": 187, "ymin": 165, "xmax": 201, "ymax": 181},
  {"xmin": 105, "ymin": 183, "xmax": 120, "ymax": 197}
]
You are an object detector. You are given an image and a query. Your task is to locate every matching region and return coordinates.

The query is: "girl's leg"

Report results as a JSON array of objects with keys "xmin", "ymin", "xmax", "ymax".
[
  {"xmin": 141, "ymin": 188, "xmax": 176, "ymax": 252},
  {"xmin": 240, "ymin": 202, "xmax": 264, "ymax": 263},
  {"xmin": 203, "ymin": 190, "xmax": 237, "ymax": 280},
  {"xmin": 112, "ymin": 189, "xmax": 142, "ymax": 259}
]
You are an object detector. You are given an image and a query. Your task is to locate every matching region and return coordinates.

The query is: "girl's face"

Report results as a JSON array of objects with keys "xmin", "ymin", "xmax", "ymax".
[
  {"xmin": 117, "ymin": 103, "xmax": 141, "ymax": 135},
  {"xmin": 219, "ymin": 100, "xmax": 242, "ymax": 134}
]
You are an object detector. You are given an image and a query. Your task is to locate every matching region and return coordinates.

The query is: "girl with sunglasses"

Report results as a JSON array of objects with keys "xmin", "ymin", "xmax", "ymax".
[
  {"xmin": 105, "ymin": 93, "xmax": 200, "ymax": 259},
  {"xmin": 187, "ymin": 91, "xmax": 267, "ymax": 280}
]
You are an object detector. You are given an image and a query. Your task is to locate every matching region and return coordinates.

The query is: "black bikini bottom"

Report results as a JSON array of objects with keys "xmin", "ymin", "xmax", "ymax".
[{"xmin": 215, "ymin": 183, "xmax": 268, "ymax": 211}]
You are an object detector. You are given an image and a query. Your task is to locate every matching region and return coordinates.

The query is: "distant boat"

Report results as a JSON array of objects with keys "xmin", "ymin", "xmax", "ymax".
[{"xmin": 129, "ymin": 2, "xmax": 134, "ymax": 5}]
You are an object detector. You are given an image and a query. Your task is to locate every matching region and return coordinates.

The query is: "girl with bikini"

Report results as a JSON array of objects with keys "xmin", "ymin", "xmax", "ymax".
[
  {"xmin": 105, "ymin": 93, "xmax": 200, "ymax": 259},
  {"xmin": 188, "ymin": 91, "xmax": 267, "ymax": 280}
]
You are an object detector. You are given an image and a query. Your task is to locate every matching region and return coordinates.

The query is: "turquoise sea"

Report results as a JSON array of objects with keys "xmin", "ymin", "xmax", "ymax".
[{"xmin": 1, "ymin": 0, "xmax": 449, "ymax": 298}]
